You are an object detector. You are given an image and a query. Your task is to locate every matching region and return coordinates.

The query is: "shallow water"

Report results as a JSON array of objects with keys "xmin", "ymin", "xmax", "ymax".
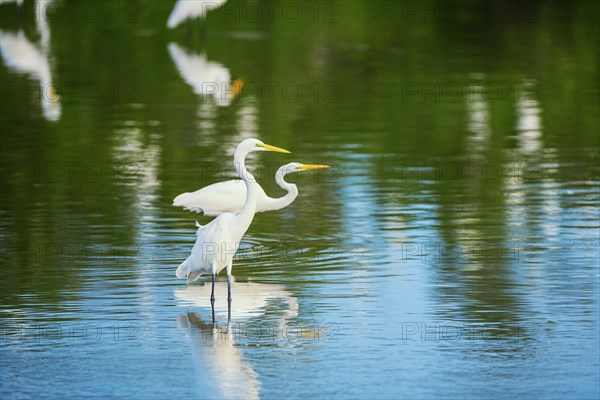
[{"xmin": 1, "ymin": 1, "xmax": 599, "ymax": 399}]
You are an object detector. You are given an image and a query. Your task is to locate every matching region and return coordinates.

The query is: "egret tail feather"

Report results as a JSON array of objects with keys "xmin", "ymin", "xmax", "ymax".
[{"xmin": 176, "ymin": 257, "xmax": 190, "ymax": 279}]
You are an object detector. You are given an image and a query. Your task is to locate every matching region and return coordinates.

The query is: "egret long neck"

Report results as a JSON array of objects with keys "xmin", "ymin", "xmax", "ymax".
[
  {"xmin": 233, "ymin": 149, "xmax": 246, "ymax": 176},
  {"xmin": 264, "ymin": 169, "xmax": 298, "ymax": 211},
  {"xmin": 234, "ymin": 152, "xmax": 259, "ymax": 228}
]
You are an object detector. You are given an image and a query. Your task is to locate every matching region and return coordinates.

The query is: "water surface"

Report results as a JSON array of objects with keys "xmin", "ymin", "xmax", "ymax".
[{"xmin": 1, "ymin": 1, "xmax": 599, "ymax": 399}]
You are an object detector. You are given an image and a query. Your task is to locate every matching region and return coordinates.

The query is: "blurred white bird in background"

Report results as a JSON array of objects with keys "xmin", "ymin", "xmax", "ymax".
[
  {"xmin": 175, "ymin": 138, "xmax": 290, "ymax": 319},
  {"xmin": 167, "ymin": 0, "xmax": 227, "ymax": 29},
  {"xmin": 174, "ymin": 162, "xmax": 330, "ymax": 216}
]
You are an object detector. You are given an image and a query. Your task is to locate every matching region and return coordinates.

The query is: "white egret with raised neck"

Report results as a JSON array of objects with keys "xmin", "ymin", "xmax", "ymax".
[{"xmin": 175, "ymin": 138, "xmax": 290, "ymax": 319}]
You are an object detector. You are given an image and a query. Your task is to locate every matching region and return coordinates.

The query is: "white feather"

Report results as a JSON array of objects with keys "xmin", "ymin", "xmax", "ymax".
[{"xmin": 167, "ymin": 0, "xmax": 227, "ymax": 28}]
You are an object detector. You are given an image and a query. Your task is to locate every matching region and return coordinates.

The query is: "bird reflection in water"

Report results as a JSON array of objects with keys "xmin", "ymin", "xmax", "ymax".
[
  {"xmin": 168, "ymin": 42, "xmax": 244, "ymax": 108},
  {"xmin": 0, "ymin": 0, "xmax": 60, "ymax": 121},
  {"xmin": 175, "ymin": 279, "xmax": 299, "ymax": 324},
  {"xmin": 177, "ymin": 311, "xmax": 260, "ymax": 400},
  {"xmin": 176, "ymin": 280, "xmax": 298, "ymax": 399},
  {"xmin": 167, "ymin": 0, "xmax": 228, "ymax": 46}
]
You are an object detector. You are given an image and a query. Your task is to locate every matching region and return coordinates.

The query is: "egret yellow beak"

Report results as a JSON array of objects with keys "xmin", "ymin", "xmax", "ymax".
[
  {"xmin": 258, "ymin": 143, "xmax": 291, "ymax": 153},
  {"xmin": 299, "ymin": 164, "xmax": 330, "ymax": 170}
]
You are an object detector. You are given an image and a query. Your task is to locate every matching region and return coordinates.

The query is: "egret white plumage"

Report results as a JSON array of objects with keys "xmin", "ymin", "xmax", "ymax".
[
  {"xmin": 173, "ymin": 162, "xmax": 330, "ymax": 216},
  {"xmin": 175, "ymin": 138, "xmax": 290, "ymax": 316},
  {"xmin": 167, "ymin": 0, "xmax": 227, "ymax": 29}
]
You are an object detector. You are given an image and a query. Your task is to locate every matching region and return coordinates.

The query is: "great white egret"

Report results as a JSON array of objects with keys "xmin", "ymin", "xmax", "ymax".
[
  {"xmin": 167, "ymin": 0, "xmax": 227, "ymax": 29},
  {"xmin": 175, "ymin": 138, "xmax": 290, "ymax": 317},
  {"xmin": 173, "ymin": 162, "xmax": 330, "ymax": 216}
]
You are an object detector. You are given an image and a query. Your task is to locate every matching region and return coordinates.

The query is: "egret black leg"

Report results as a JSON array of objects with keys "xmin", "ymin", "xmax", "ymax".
[
  {"xmin": 227, "ymin": 274, "xmax": 232, "ymax": 322},
  {"xmin": 227, "ymin": 274, "xmax": 232, "ymax": 304},
  {"xmin": 210, "ymin": 273, "xmax": 216, "ymax": 323},
  {"xmin": 210, "ymin": 273, "xmax": 216, "ymax": 304}
]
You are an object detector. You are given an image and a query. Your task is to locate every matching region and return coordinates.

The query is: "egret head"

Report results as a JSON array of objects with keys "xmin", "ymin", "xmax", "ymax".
[
  {"xmin": 278, "ymin": 162, "xmax": 330, "ymax": 177},
  {"xmin": 236, "ymin": 138, "xmax": 290, "ymax": 155}
]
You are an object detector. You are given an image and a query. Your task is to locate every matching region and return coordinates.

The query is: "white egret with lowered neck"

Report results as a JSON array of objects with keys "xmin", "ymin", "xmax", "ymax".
[{"xmin": 173, "ymin": 162, "xmax": 330, "ymax": 216}]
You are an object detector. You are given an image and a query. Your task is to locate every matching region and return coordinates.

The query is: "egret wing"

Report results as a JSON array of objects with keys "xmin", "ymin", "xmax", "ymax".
[
  {"xmin": 186, "ymin": 214, "xmax": 237, "ymax": 279},
  {"xmin": 174, "ymin": 179, "xmax": 254, "ymax": 216}
]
